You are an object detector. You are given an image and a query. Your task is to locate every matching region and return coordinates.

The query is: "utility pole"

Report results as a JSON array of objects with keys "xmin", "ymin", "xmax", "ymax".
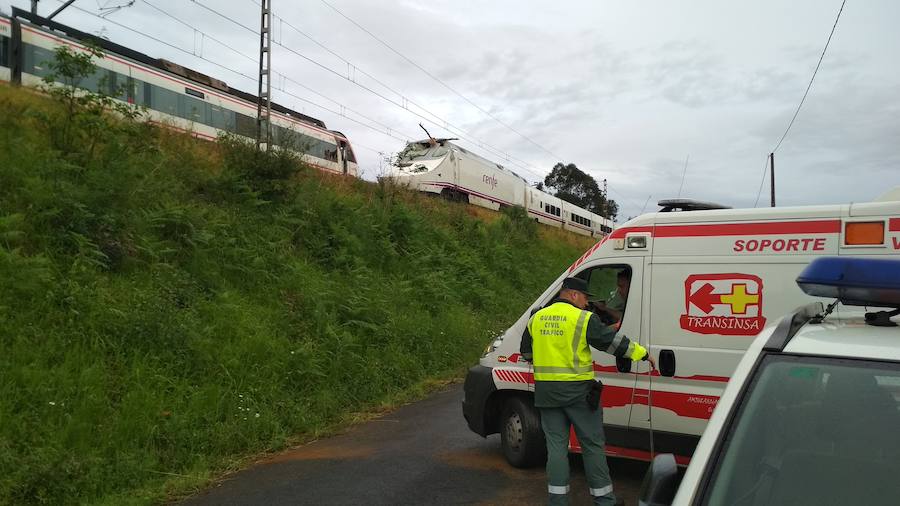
[
  {"xmin": 256, "ymin": 0, "xmax": 272, "ymax": 151},
  {"xmin": 769, "ymin": 152, "xmax": 776, "ymax": 207},
  {"xmin": 605, "ymin": 178, "xmax": 611, "ymax": 217},
  {"xmin": 31, "ymin": 0, "xmax": 38, "ymax": 15}
]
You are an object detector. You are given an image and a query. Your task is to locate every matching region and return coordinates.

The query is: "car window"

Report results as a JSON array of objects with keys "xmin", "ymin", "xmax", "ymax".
[
  {"xmin": 581, "ymin": 265, "xmax": 631, "ymax": 326},
  {"xmin": 700, "ymin": 355, "xmax": 900, "ymax": 506}
]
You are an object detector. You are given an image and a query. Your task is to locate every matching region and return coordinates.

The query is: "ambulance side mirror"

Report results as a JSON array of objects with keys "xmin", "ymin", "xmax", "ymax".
[
  {"xmin": 616, "ymin": 356, "xmax": 632, "ymax": 373},
  {"xmin": 639, "ymin": 453, "xmax": 679, "ymax": 506}
]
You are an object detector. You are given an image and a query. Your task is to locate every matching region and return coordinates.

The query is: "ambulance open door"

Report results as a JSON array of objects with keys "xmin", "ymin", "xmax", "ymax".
[{"xmin": 577, "ymin": 258, "xmax": 645, "ymax": 434}]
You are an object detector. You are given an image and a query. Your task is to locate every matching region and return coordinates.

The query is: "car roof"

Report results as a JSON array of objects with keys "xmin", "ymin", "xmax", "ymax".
[{"xmin": 783, "ymin": 310, "xmax": 900, "ymax": 362}]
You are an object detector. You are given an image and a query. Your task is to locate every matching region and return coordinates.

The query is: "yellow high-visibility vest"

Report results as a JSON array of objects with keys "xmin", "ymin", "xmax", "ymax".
[{"xmin": 528, "ymin": 302, "xmax": 595, "ymax": 381}]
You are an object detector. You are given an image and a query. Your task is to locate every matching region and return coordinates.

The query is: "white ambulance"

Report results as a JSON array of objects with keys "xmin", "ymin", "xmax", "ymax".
[{"xmin": 462, "ymin": 190, "xmax": 900, "ymax": 467}]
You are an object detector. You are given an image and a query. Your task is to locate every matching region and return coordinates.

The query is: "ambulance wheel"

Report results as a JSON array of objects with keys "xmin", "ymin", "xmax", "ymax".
[{"xmin": 500, "ymin": 396, "xmax": 546, "ymax": 468}]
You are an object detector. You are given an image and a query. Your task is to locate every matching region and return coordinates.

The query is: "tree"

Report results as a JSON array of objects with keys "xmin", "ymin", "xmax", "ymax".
[
  {"xmin": 542, "ymin": 163, "xmax": 618, "ymax": 220},
  {"xmin": 40, "ymin": 43, "xmax": 142, "ymax": 156}
]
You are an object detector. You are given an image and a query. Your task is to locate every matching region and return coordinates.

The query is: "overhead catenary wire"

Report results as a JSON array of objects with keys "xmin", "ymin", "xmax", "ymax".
[
  {"xmin": 191, "ymin": 0, "xmax": 551, "ymax": 182},
  {"xmin": 754, "ymin": 0, "xmax": 847, "ymax": 207},
  {"xmin": 142, "ymin": 0, "xmax": 415, "ymax": 140},
  {"xmin": 245, "ymin": 2, "xmax": 550, "ymax": 182},
  {"xmin": 752, "ymin": 156, "xmax": 770, "ymax": 208},
  {"xmin": 770, "ymin": 0, "xmax": 847, "ymax": 154},
  {"xmin": 57, "ymin": 0, "xmax": 643, "ymax": 212},
  {"xmin": 56, "ymin": 0, "xmax": 415, "ymax": 145},
  {"xmin": 316, "ymin": 0, "xmax": 567, "ymax": 162}
]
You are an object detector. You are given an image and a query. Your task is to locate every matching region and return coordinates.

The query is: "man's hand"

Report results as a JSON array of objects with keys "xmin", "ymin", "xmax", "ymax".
[{"xmin": 645, "ymin": 354, "xmax": 657, "ymax": 371}]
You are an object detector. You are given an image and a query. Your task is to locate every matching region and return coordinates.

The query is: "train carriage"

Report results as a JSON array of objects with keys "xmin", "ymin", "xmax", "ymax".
[
  {"xmin": 0, "ymin": 8, "xmax": 358, "ymax": 177},
  {"xmin": 525, "ymin": 187, "xmax": 565, "ymax": 228},
  {"xmin": 391, "ymin": 138, "xmax": 615, "ymax": 237}
]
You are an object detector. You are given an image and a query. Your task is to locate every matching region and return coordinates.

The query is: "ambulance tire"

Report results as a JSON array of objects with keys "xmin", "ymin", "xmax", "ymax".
[{"xmin": 500, "ymin": 396, "xmax": 546, "ymax": 468}]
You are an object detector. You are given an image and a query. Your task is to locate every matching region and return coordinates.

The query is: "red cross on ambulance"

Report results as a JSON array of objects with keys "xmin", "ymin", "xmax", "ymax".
[{"xmin": 680, "ymin": 274, "xmax": 767, "ymax": 336}]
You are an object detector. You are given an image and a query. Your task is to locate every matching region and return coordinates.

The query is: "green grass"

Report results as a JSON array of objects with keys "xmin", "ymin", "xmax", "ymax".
[{"xmin": 0, "ymin": 84, "xmax": 593, "ymax": 505}]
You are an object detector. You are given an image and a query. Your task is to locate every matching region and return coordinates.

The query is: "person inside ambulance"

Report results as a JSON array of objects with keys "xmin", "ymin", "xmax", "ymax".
[
  {"xmin": 520, "ymin": 277, "xmax": 654, "ymax": 506},
  {"xmin": 592, "ymin": 270, "xmax": 630, "ymax": 326}
]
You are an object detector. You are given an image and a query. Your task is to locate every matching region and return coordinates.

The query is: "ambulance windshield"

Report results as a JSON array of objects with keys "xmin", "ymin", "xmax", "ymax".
[{"xmin": 701, "ymin": 356, "xmax": 900, "ymax": 505}]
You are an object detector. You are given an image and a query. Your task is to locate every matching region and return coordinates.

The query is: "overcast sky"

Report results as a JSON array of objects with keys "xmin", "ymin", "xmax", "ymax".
[{"xmin": 8, "ymin": 0, "xmax": 899, "ymax": 220}]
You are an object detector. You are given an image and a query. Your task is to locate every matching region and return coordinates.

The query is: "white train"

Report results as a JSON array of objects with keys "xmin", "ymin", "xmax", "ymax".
[
  {"xmin": 0, "ymin": 8, "xmax": 359, "ymax": 177},
  {"xmin": 389, "ymin": 139, "xmax": 614, "ymax": 237}
]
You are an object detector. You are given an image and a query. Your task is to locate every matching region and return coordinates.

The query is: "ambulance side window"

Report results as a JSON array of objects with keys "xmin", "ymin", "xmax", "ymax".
[{"xmin": 581, "ymin": 265, "xmax": 632, "ymax": 325}]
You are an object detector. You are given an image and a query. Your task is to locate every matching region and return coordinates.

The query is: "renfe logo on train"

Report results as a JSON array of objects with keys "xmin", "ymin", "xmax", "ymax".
[
  {"xmin": 482, "ymin": 174, "xmax": 498, "ymax": 189},
  {"xmin": 680, "ymin": 274, "xmax": 766, "ymax": 336}
]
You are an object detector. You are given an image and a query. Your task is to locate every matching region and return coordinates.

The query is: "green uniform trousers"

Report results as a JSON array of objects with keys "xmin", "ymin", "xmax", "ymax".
[{"xmin": 539, "ymin": 403, "xmax": 616, "ymax": 506}]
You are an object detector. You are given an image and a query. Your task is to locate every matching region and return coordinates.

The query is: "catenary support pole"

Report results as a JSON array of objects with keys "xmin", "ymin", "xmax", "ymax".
[{"xmin": 256, "ymin": 0, "xmax": 272, "ymax": 151}]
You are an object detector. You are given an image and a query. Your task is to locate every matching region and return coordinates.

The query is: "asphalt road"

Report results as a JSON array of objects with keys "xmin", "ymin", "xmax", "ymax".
[{"xmin": 182, "ymin": 383, "xmax": 647, "ymax": 505}]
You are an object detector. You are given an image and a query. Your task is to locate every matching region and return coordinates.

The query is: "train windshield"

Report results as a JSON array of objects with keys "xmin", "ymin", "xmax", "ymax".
[{"xmin": 397, "ymin": 143, "xmax": 450, "ymax": 164}]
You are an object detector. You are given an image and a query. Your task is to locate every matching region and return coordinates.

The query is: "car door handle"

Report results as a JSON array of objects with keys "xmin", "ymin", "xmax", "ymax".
[{"xmin": 659, "ymin": 349, "xmax": 676, "ymax": 377}]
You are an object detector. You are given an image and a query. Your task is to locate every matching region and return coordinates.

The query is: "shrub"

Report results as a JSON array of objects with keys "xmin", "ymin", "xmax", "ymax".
[{"xmin": 0, "ymin": 82, "xmax": 592, "ymax": 505}]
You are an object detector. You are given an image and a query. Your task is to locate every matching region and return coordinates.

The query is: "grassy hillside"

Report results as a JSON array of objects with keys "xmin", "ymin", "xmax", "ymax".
[{"xmin": 0, "ymin": 83, "xmax": 593, "ymax": 505}]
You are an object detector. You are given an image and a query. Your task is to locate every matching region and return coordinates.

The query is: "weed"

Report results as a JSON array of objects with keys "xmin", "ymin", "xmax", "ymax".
[{"xmin": 0, "ymin": 82, "xmax": 590, "ymax": 505}]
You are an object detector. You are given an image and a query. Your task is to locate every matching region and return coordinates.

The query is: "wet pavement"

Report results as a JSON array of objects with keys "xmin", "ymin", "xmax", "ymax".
[{"xmin": 182, "ymin": 383, "xmax": 647, "ymax": 505}]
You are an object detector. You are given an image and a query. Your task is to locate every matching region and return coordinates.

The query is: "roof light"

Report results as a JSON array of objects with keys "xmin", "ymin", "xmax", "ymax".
[
  {"xmin": 844, "ymin": 222, "xmax": 884, "ymax": 245},
  {"xmin": 796, "ymin": 257, "xmax": 900, "ymax": 308}
]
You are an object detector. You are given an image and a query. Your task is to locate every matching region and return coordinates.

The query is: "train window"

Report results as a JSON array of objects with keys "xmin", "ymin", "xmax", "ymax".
[
  {"xmin": 136, "ymin": 83, "xmax": 153, "ymax": 109},
  {"xmin": 270, "ymin": 125, "xmax": 282, "ymax": 146},
  {"xmin": 207, "ymin": 104, "xmax": 234, "ymax": 132},
  {"xmin": 279, "ymin": 126, "xmax": 301, "ymax": 149},
  {"xmin": 77, "ymin": 68, "xmax": 105, "ymax": 93},
  {"xmin": 188, "ymin": 96, "xmax": 205, "ymax": 122},
  {"xmin": 151, "ymin": 86, "xmax": 179, "ymax": 116},
  {"xmin": 177, "ymin": 94, "xmax": 205, "ymax": 122},
  {"xmin": 344, "ymin": 145, "xmax": 356, "ymax": 163},
  {"xmin": 124, "ymin": 77, "xmax": 135, "ymax": 103},
  {"xmin": 107, "ymin": 71, "xmax": 117, "ymax": 96},
  {"xmin": 235, "ymin": 112, "xmax": 256, "ymax": 138},
  {"xmin": 279, "ymin": 125, "xmax": 299, "ymax": 148},
  {"xmin": 398, "ymin": 143, "xmax": 449, "ymax": 161},
  {"xmin": 323, "ymin": 145, "xmax": 338, "ymax": 162},
  {"xmin": 106, "ymin": 71, "xmax": 128, "ymax": 101},
  {"xmin": 0, "ymin": 37, "xmax": 8, "ymax": 68},
  {"xmin": 289, "ymin": 131, "xmax": 312, "ymax": 154},
  {"xmin": 23, "ymin": 43, "xmax": 53, "ymax": 78}
]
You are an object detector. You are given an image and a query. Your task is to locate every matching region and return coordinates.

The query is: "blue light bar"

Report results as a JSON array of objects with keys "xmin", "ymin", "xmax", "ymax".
[{"xmin": 796, "ymin": 257, "xmax": 900, "ymax": 307}]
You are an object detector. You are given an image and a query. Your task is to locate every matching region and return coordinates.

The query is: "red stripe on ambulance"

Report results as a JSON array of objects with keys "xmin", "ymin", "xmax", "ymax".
[
  {"xmin": 654, "ymin": 219, "xmax": 841, "ymax": 237},
  {"xmin": 492, "ymin": 365, "xmax": 721, "ymax": 419},
  {"xmin": 602, "ymin": 385, "xmax": 719, "ymax": 420},
  {"xmin": 593, "ymin": 364, "xmax": 729, "ymax": 384}
]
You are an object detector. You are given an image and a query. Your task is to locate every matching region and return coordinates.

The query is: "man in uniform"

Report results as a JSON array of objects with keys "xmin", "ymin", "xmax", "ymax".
[
  {"xmin": 592, "ymin": 269, "xmax": 630, "ymax": 325},
  {"xmin": 521, "ymin": 277, "xmax": 654, "ymax": 506}
]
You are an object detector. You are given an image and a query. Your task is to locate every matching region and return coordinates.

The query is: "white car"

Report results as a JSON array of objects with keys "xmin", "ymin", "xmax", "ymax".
[{"xmin": 640, "ymin": 256, "xmax": 900, "ymax": 506}]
